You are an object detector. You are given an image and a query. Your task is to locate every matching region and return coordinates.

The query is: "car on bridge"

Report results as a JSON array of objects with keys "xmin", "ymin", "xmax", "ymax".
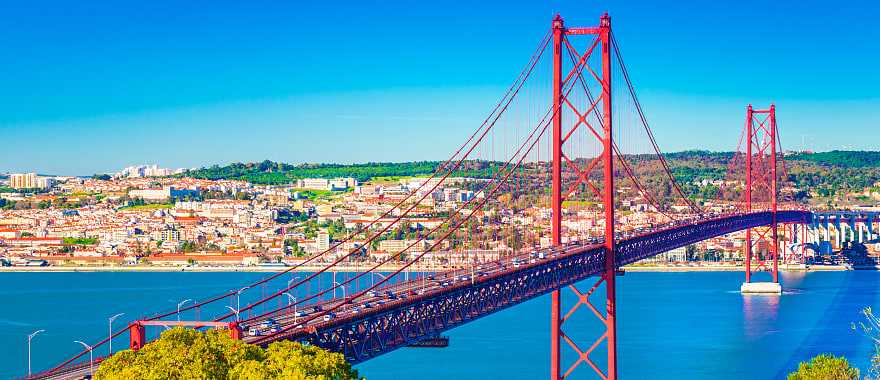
[{"xmin": 259, "ymin": 318, "xmax": 277, "ymax": 329}]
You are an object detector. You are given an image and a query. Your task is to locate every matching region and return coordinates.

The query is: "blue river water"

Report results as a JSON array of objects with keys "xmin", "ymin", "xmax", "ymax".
[{"xmin": 0, "ymin": 270, "xmax": 877, "ymax": 379}]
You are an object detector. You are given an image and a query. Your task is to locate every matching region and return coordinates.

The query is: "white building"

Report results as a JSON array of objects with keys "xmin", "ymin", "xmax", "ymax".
[
  {"xmin": 9, "ymin": 173, "xmax": 36, "ymax": 189},
  {"xmin": 317, "ymin": 231, "xmax": 330, "ymax": 251},
  {"xmin": 129, "ymin": 187, "xmax": 200, "ymax": 201},
  {"xmin": 9, "ymin": 173, "xmax": 54, "ymax": 190},
  {"xmin": 297, "ymin": 178, "xmax": 357, "ymax": 191},
  {"xmin": 118, "ymin": 164, "xmax": 186, "ymax": 178},
  {"xmin": 329, "ymin": 177, "xmax": 357, "ymax": 190},
  {"xmin": 297, "ymin": 178, "xmax": 330, "ymax": 190}
]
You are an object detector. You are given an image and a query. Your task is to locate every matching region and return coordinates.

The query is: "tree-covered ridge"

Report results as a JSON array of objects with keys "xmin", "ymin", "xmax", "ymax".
[
  {"xmin": 179, "ymin": 152, "xmax": 880, "ymax": 202},
  {"xmin": 788, "ymin": 150, "xmax": 880, "ymax": 168},
  {"xmin": 182, "ymin": 160, "xmax": 515, "ymax": 184},
  {"xmin": 664, "ymin": 150, "xmax": 880, "ymax": 169},
  {"xmin": 183, "ymin": 160, "xmax": 441, "ymax": 183}
]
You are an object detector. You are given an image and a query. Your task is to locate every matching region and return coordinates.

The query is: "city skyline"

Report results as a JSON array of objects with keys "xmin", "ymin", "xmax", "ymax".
[{"xmin": 2, "ymin": 1, "xmax": 878, "ymax": 175}]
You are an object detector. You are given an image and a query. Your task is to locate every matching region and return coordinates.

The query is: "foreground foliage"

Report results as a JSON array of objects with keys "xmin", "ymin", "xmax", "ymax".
[
  {"xmin": 787, "ymin": 354, "xmax": 860, "ymax": 380},
  {"xmin": 854, "ymin": 307, "xmax": 880, "ymax": 379},
  {"xmin": 95, "ymin": 327, "xmax": 361, "ymax": 380}
]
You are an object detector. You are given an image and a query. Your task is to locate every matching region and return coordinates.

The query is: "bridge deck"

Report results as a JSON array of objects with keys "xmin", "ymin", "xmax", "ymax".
[
  {"xmin": 244, "ymin": 211, "xmax": 811, "ymax": 363},
  {"xmin": 30, "ymin": 211, "xmax": 811, "ymax": 378}
]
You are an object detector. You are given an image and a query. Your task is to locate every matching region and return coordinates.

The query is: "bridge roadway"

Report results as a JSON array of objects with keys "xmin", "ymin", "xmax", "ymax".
[
  {"xmin": 243, "ymin": 210, "xmax": 811, "ymax": 363},
  {"xmin": 32, "ymin": 210, "xmax": 810, "ymax": 379}
]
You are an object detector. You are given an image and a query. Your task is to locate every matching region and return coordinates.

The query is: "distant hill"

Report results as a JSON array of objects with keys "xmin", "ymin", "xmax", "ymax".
[
  {"xmin": 787, "ymin": 150, "xmax": 880, "ymax": 168},
  {"xmin": 182, "ymin": 160, "xmax": 441, "ymax": 184},
  {"xmin": 181, "ymin": 151, "xmax": 880, "ymax": 203}
]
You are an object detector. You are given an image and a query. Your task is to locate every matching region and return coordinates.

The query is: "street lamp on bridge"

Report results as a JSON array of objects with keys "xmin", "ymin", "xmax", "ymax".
[
  {"xmin": 108, "ymin": 312, "xmax": 124, "ymax": 355},
  {"xmin": 287, "ymin": 276, "xmax": 301, "ymax": 290},
  {"xmin": 286, "ymin": 277, "xmax": 301, "ymax": 305},
  {"xmin": 73, "ymin": 340, "xmax": 94, "ymax": 377},
  {"xmin": 371, "ymin": 272, "xmax": 386, "ymax": 288},
  {"xmin": 236, "ymin": 286, "xmax": 250, "ymax": 315},
  {"xmin": 283, "ymin": 292, "xmax": 297, "ymax": 323},
  {"xmin": 333, "ymin": 281, "xmax": 347, "ymax": 300},
  {"xmin": 225, "ymin": 305, "xmax": 241, "ymax": 322},
  {"xmin": 176, "ymin": 299, "xmax": 191, "ymax": 322},
  {"xmin": 27, "ymin": 329, "xmax": 44, "ymax": 377}
]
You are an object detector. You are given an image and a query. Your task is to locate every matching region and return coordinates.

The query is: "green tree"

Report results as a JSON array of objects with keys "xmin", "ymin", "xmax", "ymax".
[
  {"xmin": 95, "ymin": 327, "xmax": 262, "ymax": 379},
  {"xmin": 854, "ymin": 307, "xmax": 880, "ymax": 378},
  {"xmin": 327, "ymin": 218, "xmax": 349, "ymax": 240},
  {"xmin": 285, "ymin": 239, "xmax": 306, "ymax": 257},
  {"xmin": 240, "ymin": 340, "xmax": 361, "ymax": 379},
  {"xmin": 63, "ymin": 237, "xmax": 99, "ymax": 245},
  {"xmin": 96, "ymin": 327, "xmax": 361, "ymax": 380},
  {"xmin": 179, "ymin": 240, "xmax": 199, "ymax": 253},
  {"xmin": 787, "ymin": 354, "xmax": 859, "ymax": 380},
  {"xmin": 685, "ymin": 245, "xmax": 697, "ymax": 261}
]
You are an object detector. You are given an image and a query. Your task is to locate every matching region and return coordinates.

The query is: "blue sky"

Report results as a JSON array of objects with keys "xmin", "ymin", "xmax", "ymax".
[{"xmin": 1, "ymin": 0, "xmax": 877, "ymax": 175}]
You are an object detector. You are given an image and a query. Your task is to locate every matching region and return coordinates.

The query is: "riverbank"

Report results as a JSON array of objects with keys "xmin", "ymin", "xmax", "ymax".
[
  {"xmin": 0, "ymin": 263, "xmax": 863, "ymax": 273},
  {"xmin": 623, "ymin": 264, "xmax": 851, "ymax": 272},
  {"xmin": 0, "ymin": 264, "xmax": 429, "ymax": 273}
]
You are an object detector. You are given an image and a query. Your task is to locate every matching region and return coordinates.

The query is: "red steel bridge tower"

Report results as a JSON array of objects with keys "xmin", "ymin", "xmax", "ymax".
[
  {"xmin": 549, "ymin": 13, "xmax": 617, "ymax": 380},
  {"xmin": 742, "ymin": 104, "xmax": 780, "ymax": 285}
]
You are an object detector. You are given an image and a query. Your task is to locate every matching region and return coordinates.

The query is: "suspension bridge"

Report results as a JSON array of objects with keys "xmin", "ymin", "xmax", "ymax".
[{"xmin": 30, "ymin": 13, "xmax": 827, "ymax": 380}]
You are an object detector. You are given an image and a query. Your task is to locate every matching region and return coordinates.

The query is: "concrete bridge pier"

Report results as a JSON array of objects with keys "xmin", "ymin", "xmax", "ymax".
[
  {"xmin": 835, "ymin": 219, "xmax": 843, "ymax": 248},
  {"xmin": 849, "ymin": 215, "xmax": 858, "ymax": 243},
  {"xmin": 823, "ymin": 220, "xmax": 830, "ymax": 245},
  {"xmin": 741, "ymin": 223, "xmax": 783, "ymax": 295},
  {"xmin": 741, "ymin": 281, "xmax": 782, "ymax": 294}
]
